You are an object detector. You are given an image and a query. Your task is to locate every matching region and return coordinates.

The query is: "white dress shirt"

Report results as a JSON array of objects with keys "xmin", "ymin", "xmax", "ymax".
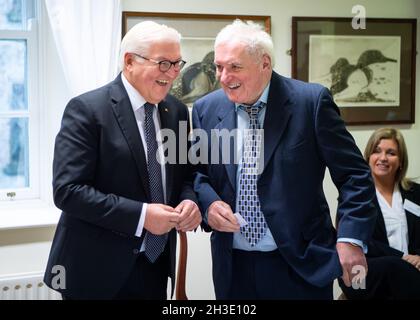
[
  {"xmin": 376, "ymin": 186, "xmax": 409, "ymax": 254},
  {"xmin": 121, "ymin": 74, "xmax": 167, "ymax": 243}
]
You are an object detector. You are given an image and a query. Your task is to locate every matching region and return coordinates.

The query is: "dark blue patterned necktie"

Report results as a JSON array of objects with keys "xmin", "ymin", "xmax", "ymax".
[
  {"xmin": 238, "ymin": 102, "xmax": 267, "ymax": 246},
  {"xmin": 143, "ymin": 102, "xmax": 168, "ymax": 263}
]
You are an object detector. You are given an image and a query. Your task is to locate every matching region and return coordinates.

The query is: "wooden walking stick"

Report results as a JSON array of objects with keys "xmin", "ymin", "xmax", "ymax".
[{"xmin": 175, "ymin": 231, "xmax": 188, "ymax": 300}]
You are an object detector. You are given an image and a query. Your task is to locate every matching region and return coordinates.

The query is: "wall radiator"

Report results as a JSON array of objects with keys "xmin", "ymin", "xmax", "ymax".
[{"xmin": 0, "ymin": 272, "xmax": 62, "ymax": 300}]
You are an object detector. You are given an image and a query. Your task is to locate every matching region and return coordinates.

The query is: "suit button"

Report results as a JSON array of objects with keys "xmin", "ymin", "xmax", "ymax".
[{"xmin": 133, "ymin": 249, "xmax": 139, "ymax": 255}]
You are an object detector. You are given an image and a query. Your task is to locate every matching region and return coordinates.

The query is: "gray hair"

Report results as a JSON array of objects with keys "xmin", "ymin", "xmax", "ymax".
[
  {"xmin": 214, "ymin": 19, "xmax": 275, "ymax": 67},
  {"xmin": 119, "ymin": 20, "xmax": 182, "ymax": 71}
]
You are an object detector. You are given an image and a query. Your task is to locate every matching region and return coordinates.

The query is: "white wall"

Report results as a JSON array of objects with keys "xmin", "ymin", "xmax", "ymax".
[
  {"xmin": 0, "ymin": 0, "xmax": 419, "ymax": 300},
  {"xmin": 0, "ymin": 227, "xmax": 55, "ymax": 275}
]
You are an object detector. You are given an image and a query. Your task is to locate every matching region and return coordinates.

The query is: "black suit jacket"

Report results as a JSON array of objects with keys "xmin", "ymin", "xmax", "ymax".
[
  {"xmin": 368, "ymin": 182, "xmax": 420, "ymax": 258},
  {"xmin": 44, "ymin": 74, "xmax": 196, "ymax": 299}
]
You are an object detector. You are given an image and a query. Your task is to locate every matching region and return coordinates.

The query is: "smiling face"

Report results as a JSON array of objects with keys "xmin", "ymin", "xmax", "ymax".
[
  {"xmin": 214, "ymin": 41, "xmax": 271, "ymax": 105},
  {"xmin": 368, "ymin": 138, "xmax": 401, "ymax": 184},
  {"xmin": 123, "ymin": 40, "xmax": 181, "ymax": 104}
]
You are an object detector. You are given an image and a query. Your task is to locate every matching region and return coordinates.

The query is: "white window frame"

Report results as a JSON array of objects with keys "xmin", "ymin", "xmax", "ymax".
[
  {"xmin": 0, "ymin": 0, "xmax": 40, "ymax": 202},
  {"xmin": 0, "ymin": 0, "xmax": 60, "ymax": 229}
]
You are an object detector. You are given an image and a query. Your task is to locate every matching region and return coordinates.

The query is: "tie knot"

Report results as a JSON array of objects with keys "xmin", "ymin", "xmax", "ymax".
[
  {"xmin": 243, "ymin": 102, "xmax": 264, "ymax": 118},
  {"xmin": 144, "ymin": 102, "xmax": 155, "ymax": 116}
]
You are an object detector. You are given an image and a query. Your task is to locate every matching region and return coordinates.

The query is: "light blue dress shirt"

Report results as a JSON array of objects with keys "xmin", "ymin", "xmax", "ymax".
[{"xmin": 232, "ymin": 84, "xmax": 277, "ymax": 251}]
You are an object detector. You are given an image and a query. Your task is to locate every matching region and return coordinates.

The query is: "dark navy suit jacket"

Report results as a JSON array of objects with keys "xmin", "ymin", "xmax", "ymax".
[
  {"xmin": 192, "ymin": 72, "xmax": 377, "ymax": 299},
  {"xmin": 44, "ymin": 74, "xmax": 196, "ymax": 299}
]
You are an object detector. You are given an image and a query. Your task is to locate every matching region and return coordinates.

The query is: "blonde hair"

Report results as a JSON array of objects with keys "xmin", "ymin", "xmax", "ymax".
[
  {"xmin": 119, "ymin": 21, "xmax": 181, "ymax": 71},
  {"xmin": 364, "ymin": 127, "xmax": 412, "ymax": 190},
  {"xmin": 215, "ymin": 19, "xmax": 275, "ymax": 67}
]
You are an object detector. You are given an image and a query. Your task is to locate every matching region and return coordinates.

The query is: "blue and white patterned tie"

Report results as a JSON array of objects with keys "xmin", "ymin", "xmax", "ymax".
[
  {"xmin": 143, "ymin": 102, "xmax": 168, "ymax": 263},
  {"xmin": 238, "ymin": 103, "xmax": 267, "ymax": 246}
]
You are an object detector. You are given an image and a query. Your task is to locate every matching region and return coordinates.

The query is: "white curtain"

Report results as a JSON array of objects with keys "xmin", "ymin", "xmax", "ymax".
[{"xmin": 45, "ymin": 0, "xmax": 121, "ymax": 97}]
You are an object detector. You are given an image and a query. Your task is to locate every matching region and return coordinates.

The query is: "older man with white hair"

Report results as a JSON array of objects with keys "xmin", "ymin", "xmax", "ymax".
[
  {"xmin": 44, "ymin": 21, "xmax": 201, "ymax": 300},
  {"xmin": 193, "ymin": 19, "xmax": 377, "ymax": 299}
]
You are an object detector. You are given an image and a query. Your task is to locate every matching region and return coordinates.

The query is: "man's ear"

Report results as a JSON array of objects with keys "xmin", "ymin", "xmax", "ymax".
[
  {"xmin": 262, "ymin": 54, "xmax": 272, "ymax": 70},
  {"xmin": 124, "ymin": 52, "xmax": 135, "ymax": 70}
]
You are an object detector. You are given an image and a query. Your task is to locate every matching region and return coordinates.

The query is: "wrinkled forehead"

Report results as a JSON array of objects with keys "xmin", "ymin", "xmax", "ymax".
[
  {"xmin": 146, "ymin": 40, "xmax": 181, "ymax": 58},
  {"xmin": 214, "ymin": 41, "xmax": 252, "ymax": 64}
]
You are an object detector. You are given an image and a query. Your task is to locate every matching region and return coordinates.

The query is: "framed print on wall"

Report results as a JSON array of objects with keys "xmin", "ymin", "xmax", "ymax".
[
  {"xmin": 292, "ymin": 17, "xmax": 416, "ymax": 125},
  {"xmin": 122, "ymin": 12, "xmax": 271, "ymax": 108}
]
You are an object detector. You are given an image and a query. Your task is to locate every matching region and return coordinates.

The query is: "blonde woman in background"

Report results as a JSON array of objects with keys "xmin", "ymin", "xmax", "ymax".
[{"xmin": 339, "ymin": 127, "xmax": 420, "ymax": 299}]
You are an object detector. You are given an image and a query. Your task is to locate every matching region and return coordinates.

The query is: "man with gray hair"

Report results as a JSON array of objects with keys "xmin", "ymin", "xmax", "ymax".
[
  {"xmin": 44, "ymin": 21, "xmax": 201, "ymax": 299},
  {"xmin": 192, "ymin": 19, "xmax": 376, "ymax": 299}
]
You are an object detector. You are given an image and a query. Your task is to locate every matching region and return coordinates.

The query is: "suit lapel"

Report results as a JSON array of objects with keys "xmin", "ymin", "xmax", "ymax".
[
  {"xmin": 375, "ymin": 202, "xmax": 390, "ymax": 244},
  {"xmin": 261, "ymin": 73, "xmax": 293, "ymax": 172},
  {"xmin": 215, "ymin": 102, "xmax": 237, "ymax": 192},
  {"xmin": 110, "ymin": 76, "xmax": 150, "ymax": 199}
]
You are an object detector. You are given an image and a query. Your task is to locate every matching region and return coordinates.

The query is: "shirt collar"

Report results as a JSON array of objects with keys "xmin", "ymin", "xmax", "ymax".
[
  {"xmin": 234, "ymin": 83, "xmax": 270, "ymax": 111},
  {"xmin": 375, "ymin": 184, "xmax": 402, "ymax": 209},
  {"xmin": 121, "ymin": 72, "xmax": 156, "ymax": 112}
]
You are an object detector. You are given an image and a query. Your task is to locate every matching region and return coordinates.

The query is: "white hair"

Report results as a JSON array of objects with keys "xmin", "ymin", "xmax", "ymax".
[
  {"xmin": 119, "ymin": 20, "xmax": 182, "ymax": 71},
  {"xmin": 214, "ymin": 19, "xmax": 275, "ymax": 67}
]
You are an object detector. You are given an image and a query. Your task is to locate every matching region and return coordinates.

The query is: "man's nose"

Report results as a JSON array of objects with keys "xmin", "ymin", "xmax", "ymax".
[
  {"xmin": 165, "ymin": 66, "xmax": 179, "ymax": 79},
  {"xmin": 218, "ymin": 69, "xmax": 229, "ymax": 83}
]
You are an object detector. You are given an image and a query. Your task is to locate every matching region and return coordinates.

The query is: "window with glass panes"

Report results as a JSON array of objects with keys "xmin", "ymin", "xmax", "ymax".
[{"xmin": 0, "ymin": 0, "xmax": 37, "ymax": 199}]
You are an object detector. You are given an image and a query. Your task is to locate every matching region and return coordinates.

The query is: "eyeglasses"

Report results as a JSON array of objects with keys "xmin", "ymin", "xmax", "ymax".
[{"xmin": 131, "ymin": 53, "xmax": 186, "ymax": 72}]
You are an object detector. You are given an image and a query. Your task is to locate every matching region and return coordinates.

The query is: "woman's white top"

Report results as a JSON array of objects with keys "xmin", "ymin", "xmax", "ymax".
[{"xmin": 376, "ymin": 186, "xmax": 409, "ymax": 255}]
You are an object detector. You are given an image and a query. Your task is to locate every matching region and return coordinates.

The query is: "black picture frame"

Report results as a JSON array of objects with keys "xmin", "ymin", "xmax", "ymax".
[{"xmin": 292, "ymin": 17, "xmax": 416, "ymax": 125}]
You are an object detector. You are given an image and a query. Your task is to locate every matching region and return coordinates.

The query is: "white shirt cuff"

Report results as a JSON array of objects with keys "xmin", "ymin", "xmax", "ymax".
[{"xmin": 135, "ymin": 203, "xmax": 147, "ymax": 238}]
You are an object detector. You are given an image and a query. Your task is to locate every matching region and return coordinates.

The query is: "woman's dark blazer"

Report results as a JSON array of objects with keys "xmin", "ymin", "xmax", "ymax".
[{"xmin": 368, "ymin": 182, "xmax": 420, "ymax": 257}]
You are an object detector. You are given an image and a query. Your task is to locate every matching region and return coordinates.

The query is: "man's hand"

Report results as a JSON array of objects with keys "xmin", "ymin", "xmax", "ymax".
[
  {"xmin": 207, "ymin": 200, "xmax": 240, "ymax": 232},
  {"xmin": 403, "ymin": 254, "xmax": 420, "ymax": 271},
  {"xmin": 336, "ymin": 242, "xmax": 368, "ymax": 287},
  {"xmin": 144, "ymin": 204, "xmax": 179, "ymax": 235},
  {"xmin": 175, "ymin": 200, "xmax": 202, "ymax": 232}
]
